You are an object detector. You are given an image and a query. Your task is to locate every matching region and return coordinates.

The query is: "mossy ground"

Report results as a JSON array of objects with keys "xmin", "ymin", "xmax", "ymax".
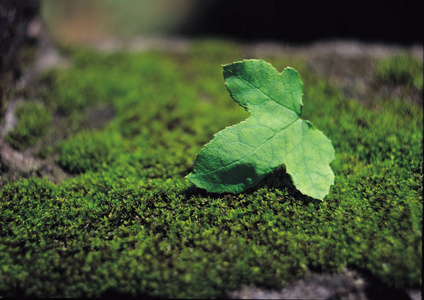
[{"xmin": 0, "ymin": 40, "xmax": 422, "ymax": 298}]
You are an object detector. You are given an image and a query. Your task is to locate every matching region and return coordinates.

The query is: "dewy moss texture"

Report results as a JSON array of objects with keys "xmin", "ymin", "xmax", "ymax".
[{"xmin": 0, "ymin": 41, "xmax": 422, "ymax": 298}]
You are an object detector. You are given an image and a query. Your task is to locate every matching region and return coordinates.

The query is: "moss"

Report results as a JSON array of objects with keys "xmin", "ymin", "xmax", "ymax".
[
  {"xmin": 0, "ymin": 41, "xmax": 422, "ymax": 297},
  {"xmin": 5, "ymin": 101, "xmax": 52, "ymax": 150},
  {"xmin": 58, "ymin": 130, "xmax": 124, "ymax": 174},
  {"xmin": 376, "ymin": 53, "xmax": 423, "ymax": 91}
]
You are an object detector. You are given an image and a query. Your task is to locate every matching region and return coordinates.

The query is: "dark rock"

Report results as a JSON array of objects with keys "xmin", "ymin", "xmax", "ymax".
[
  {"xmin": 0, "ymin": 0, "xmax": 40, "ymax": 113},
  {"xmin": 229, "ymin": 268, "xmax": 421, "ymax": 299}
]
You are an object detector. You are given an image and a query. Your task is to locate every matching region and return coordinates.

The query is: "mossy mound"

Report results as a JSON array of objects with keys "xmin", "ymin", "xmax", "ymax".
[
  {"xmin": 5, "ymin": 101, "xmax": 52, "ymax": 151},
  {"xmin": 0, "ymin": 40, "xmax": 422, "ymax": 298}
]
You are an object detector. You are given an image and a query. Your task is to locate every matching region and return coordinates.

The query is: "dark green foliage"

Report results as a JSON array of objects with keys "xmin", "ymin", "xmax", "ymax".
[
  {"xmin": 0, "ymin": 42, "xmax": 422, "ymax": 297},
  {"xmin": 5, "ymin": 101, "xmax": 52, "ymax": 150}
]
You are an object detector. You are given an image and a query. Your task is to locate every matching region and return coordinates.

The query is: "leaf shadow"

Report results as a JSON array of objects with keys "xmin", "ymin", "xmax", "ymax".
[
  {"xmin": 183, "ymin": 165, "xmax": 320, "ymax": 205},
  {"xmin": 254, "ymin": 165, "xmax": 322, "ymax": 205}
]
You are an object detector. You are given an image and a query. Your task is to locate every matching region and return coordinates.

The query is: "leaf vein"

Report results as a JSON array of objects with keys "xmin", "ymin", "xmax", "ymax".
[
  {"xmin": 200, "ymin": 118, "xmax": 299, "ymax": 176},
  {"xmin": 226, "ymin": 69, "xmax": 295, "ymax": 113}
]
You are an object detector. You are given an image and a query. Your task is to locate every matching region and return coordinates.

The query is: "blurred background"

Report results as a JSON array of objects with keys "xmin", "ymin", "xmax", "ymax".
[{"xmin": 41, "ymin": 0, "xmax": 421, "ymax": 46}]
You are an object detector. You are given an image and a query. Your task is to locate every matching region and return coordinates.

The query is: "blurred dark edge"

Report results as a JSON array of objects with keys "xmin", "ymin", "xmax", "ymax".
[
  {"xmin": 181, "ymin": 0, "xmax": 422, "ymax": 45},
  {"xmin": 0, "ymin": 0, "xmax": 39, "ymax": 75},
  {"xmin": 0, "ymin": 0, "xmax": 422, "ymax": 119},
  {"xmin": 0, "ymin": 0, "xmax": 40, "ymax": 113}
]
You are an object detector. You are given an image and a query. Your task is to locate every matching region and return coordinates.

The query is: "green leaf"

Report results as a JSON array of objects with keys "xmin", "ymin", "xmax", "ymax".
[{"xmin": 186, "ymin": 59, "xmax": 335, "ymax": 200}]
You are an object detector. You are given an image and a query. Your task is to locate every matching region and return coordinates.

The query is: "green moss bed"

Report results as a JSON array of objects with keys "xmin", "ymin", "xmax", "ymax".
[{"xmin": 0, "ymin": 41, "xmax": 422, "ymax": 297}]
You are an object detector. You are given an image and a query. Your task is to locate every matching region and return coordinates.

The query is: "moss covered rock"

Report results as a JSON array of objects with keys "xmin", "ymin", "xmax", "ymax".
[{"xmin": 0, "ymin": 41, "xmax": 422, "ymax": 298}]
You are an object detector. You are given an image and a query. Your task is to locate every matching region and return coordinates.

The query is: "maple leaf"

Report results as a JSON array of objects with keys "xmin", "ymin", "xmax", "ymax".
[{"xmin": 186, "ymin": 59, "xmax": 335, "ymax": 200}]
